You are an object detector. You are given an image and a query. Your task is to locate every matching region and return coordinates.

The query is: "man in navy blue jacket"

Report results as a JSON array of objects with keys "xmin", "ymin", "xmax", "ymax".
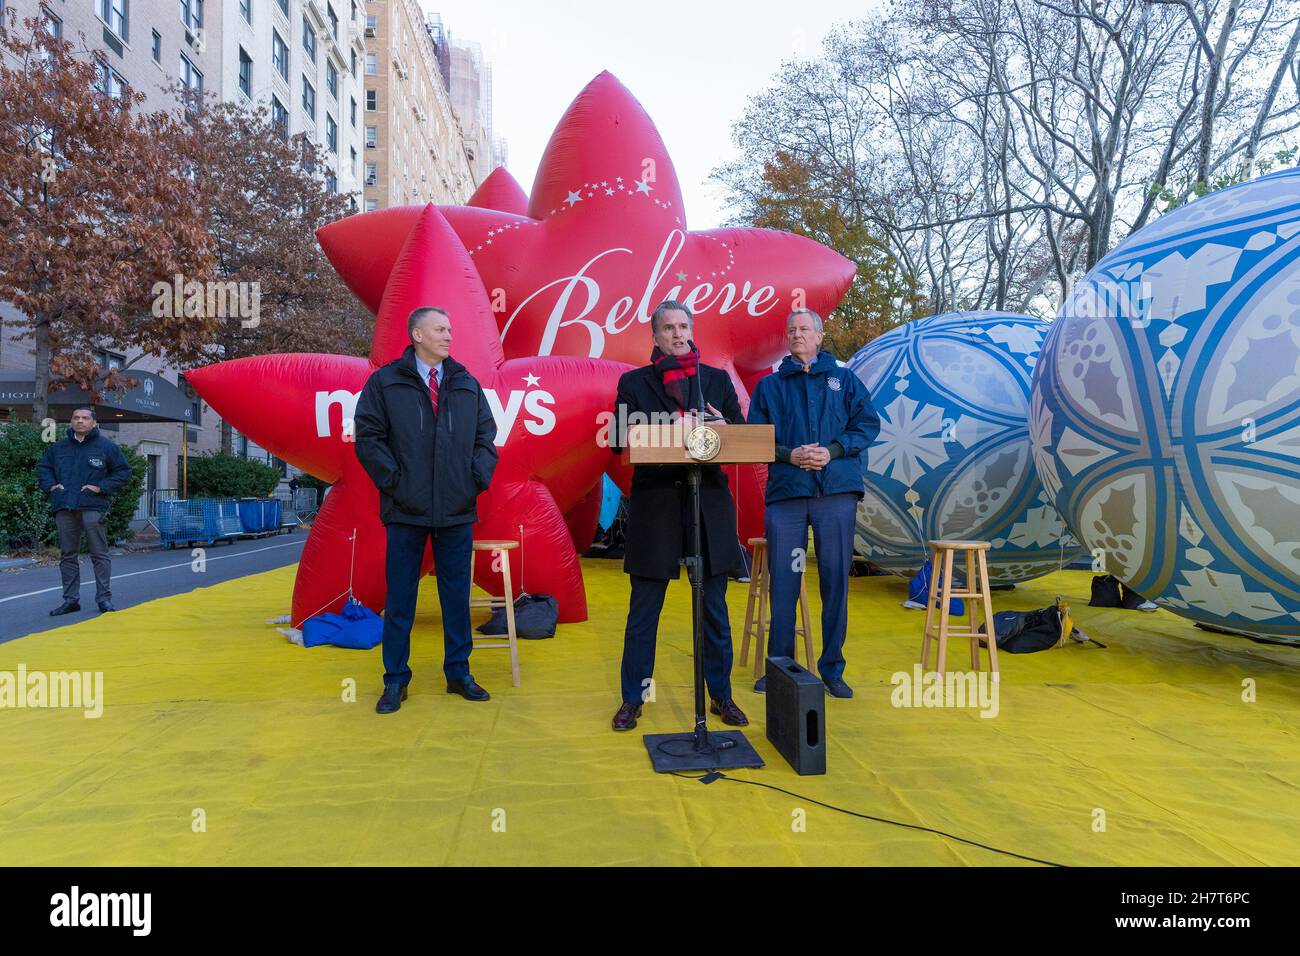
[
  {"xmin": 747, "ymin": 310, "xmax": 880, "ymax": 697},
  {"xmin": 36, "ymin": 407, "xmax": 133, "ymax": 615}
]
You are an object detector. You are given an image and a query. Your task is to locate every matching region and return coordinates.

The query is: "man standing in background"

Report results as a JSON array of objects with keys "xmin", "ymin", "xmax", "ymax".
[{"xmin": 37, "ymin": 406, "xmax": 133, "ymax": 616}]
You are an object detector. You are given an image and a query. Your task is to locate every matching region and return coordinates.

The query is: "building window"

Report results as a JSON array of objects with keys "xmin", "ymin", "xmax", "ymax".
[
  {"xmin": 350, "ymin": 48, "xmax": 356, "ymax": 78},
  {"xmin": 302, "ymin": 16, "xmax": 315, "ymax": 62},
  {"xmin": 240, "ymin": 0, "xmax": 251, "ymax": 23},
  {"xmin": 179, "ymin": 0, "xmax": 201, "ymax": 32},
  {"xmin": 42, "ymin": 7, "xmax": 63, "ymax": 38},
  {"xmin": 365, "ymin": 162, "xmax": 376, "ymax": 185},
  {"xmin": 96, "ymin": 60, "xmax": 126, "ymax": 99},
  {"xmin": 327, "ymin": 3, "xmax": 338, "ymax": 39},
  {"xmin": 272, "ymin": 29, "xmax": 287, "ymax": 81},
  {"xmin": 326, "ymin": 61, "xmax": 338, "ymax": 99},
  {"xmin": 302, "ymin": 76, "xmax": 315, "ymax": 119},
  {"xmin": 365, "ymin": 14, "xmax": 376, "ymax": 33},
  {"xmin": 365, "ymin": 198, "xmax": 377, "ymax": 212},
  {"xmin": 150, "ymin": 29, "xmax": 161, "ymax": 62},
  {"xmin": 365, "ymin": 125, "xmax": 376, "ymax": 148},
  {"xmin": 100, "ymin": 0, "xmax": 128, "ymax": 40},
  {"xmin": 364, "ymin": 52, "xmax": 376, "ymax": 75},
  {"xmin": 325, "ymin": 171, "xmax": 337, "ymax": 194},
  {"xmin": 271, "ymin": 95, "xmax": 288, "ymax": 138},
  {"xmin": 179, "ymin": 53, "xmax": 203, "ymax": 93},
  {"xmin": 238, "ymin": 48, "xmax": 251, "ymax": 96},
  {"xmin": 365, "ymin": 89, "xmax": 376, "ymax": 111},
  {"xmin": 326, "ymin": 114, "xmax": 337, "ymax": 152},
  {"xmin": 350, "ymin": 96, "xmax": 356, "ymax": 126}
]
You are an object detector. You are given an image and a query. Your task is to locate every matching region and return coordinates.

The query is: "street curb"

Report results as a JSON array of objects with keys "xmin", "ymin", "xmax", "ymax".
[{"xmin": 0, "ymin": 557, "xmax": 36, "ymax": 570}]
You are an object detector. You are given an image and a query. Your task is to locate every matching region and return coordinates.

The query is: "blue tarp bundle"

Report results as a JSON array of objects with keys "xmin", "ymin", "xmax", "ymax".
[
  {"xmin": 302, "ymin": 599, "xmax": 383, "ymax": 649},
  {"xmin": 909, "ymin": 557, "xmax": 965, "ymax": 617}
]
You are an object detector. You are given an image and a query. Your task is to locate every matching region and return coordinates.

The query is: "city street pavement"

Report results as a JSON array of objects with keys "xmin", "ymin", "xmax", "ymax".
[{"xmin": 0, "ymin": 533, "xmax": 306, "ymax": 645}]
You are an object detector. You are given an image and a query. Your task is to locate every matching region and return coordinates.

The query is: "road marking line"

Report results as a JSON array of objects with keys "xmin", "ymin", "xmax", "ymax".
[{"xmin": 0, "ymin": 540, "xmax": 305, "ymax": 604}]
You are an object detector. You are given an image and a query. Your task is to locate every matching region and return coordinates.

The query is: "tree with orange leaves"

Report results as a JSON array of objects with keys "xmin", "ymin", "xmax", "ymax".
[{"xmin": 0, "ymin": 14, "xmax": 214, "ymax": 423}]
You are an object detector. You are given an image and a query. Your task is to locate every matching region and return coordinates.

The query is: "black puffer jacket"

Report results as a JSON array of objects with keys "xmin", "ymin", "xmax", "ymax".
[
  {"xmin": 353, "ymin": 347, "xmax": 498, "ymax": 528},
  {"xmin": 36, "ymin": 426, "xmax": 132, "ymax": 512}
]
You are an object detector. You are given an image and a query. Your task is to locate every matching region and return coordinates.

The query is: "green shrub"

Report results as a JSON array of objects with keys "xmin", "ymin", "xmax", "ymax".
[
  {"xmin": 0, "ymin": 421, "xmax": 147, "ymax": 551},
  {"xmin": 187, "ymin": 451, "xmax": 282, "ymax": 499},
  {"xmin": 0, "ymin": 479, "xmax": 54, "ymax": 550}
]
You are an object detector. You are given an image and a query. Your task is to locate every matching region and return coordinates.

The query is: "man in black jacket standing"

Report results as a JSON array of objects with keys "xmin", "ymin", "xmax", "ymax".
[
  {"xmin": 36, "ymin": 407, "xmax": 133, "ymax": 615},
  {"xmin": 354, "ymin": 306, "xmax": 499, "ymax": 713},
  {"xmin": 608, "ymin": 300, "xmax": 749, "ymax": 732}
]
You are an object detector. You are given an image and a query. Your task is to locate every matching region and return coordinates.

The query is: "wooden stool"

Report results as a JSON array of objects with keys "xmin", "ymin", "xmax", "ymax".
[
  {"xmin": 470, "ymin": 539, "xmax": 520, "ymax": 687},
  {"xmin": 738, "ymin": 536, "xmax": 815, "ymax": 677},
  {"xmin": 920, "ymin": 540, "xmax": 999, "ymax": 677}
]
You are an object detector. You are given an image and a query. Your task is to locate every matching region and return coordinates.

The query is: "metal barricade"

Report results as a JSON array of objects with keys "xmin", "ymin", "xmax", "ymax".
[
  {"xmin": 290, "ymin": 488, "xmax": 319, "ymax": 526},
  {"xmin": 157, "ymin": 498, "xmax": 242, "ymax": 548}
]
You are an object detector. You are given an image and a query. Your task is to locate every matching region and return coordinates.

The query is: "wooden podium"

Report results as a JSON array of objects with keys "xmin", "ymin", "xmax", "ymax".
[{"xmin": 623, "ymin": 419, "xmax": 774, "ymax": 773}]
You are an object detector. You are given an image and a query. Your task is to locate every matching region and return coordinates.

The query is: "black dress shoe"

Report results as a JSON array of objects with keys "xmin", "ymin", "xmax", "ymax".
[
  {"xmin": 710, "ymin": 697, "xmax": 749, "ymax": 726},
  {"xmin": 824, "ymin": 678, "xmax": 854, "ymax": 699},
  {"xmin": 446, "ymin": 678, "xmax": 490, "ymax": 701},
  {"xmin": 752, "ymin": 676, "xmax": 766, "ymax": 694},
  {"xmin": 375, "ymin": 684, "xmax": 408, "ymax": 714},
  {"xmin": 97, "ymin": 601, "xmax": 116, "ymax": 613},
  {"xmin": 49, "ymin": 601, "xmax": 80, "ymax": 616},
  {"xmin": 611, "ymin": 702, "xmax": 642, "ymax": 731}
]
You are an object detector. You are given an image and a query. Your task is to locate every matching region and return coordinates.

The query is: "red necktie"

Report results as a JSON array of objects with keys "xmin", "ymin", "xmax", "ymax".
[{"xmin": 427, "ymin": 368, "xmax": 439, "ymax": 415}]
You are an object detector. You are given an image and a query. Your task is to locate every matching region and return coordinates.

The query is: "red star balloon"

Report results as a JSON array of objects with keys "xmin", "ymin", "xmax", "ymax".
[
  {"xmin": 316, "ymin": 71, "xmax": 857, "ymax": 541},
  {"xmin": 187, "ymin": 205, "xmax": 629, "ymax": 625}
]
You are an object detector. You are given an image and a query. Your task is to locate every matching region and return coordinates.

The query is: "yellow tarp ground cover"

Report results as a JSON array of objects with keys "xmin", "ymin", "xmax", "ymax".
[{"xmin": 1, "ymin": 559, "xmax": 1296, "ymax": 866}]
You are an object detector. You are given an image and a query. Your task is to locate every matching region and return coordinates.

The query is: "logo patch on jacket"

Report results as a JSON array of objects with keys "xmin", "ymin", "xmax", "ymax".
[
  {"xmin": 88, "ymin": 457, "xmax": 105, "ymax": 468},
  {"xmin": 827, "ymin": 377, "xmax": 842, "ymax": 391}
]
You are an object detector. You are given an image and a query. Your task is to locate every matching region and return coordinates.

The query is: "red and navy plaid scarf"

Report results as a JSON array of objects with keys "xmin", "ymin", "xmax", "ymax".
[{"xmin": 650, "ymin": 342, "xmax": 701, "ymax": 411}]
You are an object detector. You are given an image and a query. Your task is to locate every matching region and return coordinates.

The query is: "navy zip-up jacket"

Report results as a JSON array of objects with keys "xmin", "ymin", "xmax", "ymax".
[
  {"xmin": 36, "ymin": 426, "xmax": 133, "ymax": 512},
  {"xmin": 747, "ymin": 351, "xmax": 881, "ymax": 503}
]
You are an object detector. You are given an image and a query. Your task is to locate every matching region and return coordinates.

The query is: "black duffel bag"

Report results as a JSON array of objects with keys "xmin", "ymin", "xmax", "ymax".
[{"xmin": 475, "ymin": 593, "xmax": 558, "ymax": 640}]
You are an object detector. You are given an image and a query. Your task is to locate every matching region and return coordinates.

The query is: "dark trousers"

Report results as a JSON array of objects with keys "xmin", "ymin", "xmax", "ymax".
[
  {"xmin": 765, "ymin": 493, "xmax": 858, "ymax": 682},
  {"xmin": 620, "ymin": 573, "xmax": 734, "ymax": 705},
  {"xmin": 54, "ymin": 509, "xmax": 110, "ymax": 603},
  {"xmin": 381, "ymin": 521, "xmax": 474, "ymax": 687}
]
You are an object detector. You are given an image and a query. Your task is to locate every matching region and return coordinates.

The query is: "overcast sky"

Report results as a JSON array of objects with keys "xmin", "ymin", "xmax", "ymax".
[{"xmin": 423, "ymin": 0, "xmax": 878, "ymax": 229}]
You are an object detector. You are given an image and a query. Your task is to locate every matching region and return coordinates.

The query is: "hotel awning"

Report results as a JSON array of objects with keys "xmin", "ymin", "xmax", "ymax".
[{"xmin": 0, "ymin": 370, "xmax": 202, "ymax": 424}]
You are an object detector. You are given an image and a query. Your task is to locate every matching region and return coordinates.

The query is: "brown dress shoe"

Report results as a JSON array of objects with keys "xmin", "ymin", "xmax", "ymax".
[
  {"xmin": 710, "ymin": 697, "xmax": 749, "ymax": 726},
  {"xmin": 611, "ymin": 702, "xmax": 642, "ymax": 731}
]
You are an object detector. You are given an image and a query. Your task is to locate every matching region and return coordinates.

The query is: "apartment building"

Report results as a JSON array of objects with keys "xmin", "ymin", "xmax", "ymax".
[
  {"xmin": 1, "ymin": 0, "xmax": 491, "ymax": 524},
  {"xmin": 360, "ymin": 0, "xmax": 475, "ymax": 210}
]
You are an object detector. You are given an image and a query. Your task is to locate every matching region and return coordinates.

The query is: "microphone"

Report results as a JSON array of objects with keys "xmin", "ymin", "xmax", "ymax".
[{"xmin": 689, "ymin": 341, "xmax": 725, "ymax": 422}]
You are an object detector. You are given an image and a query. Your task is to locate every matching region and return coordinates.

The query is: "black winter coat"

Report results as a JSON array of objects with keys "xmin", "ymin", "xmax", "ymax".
[
  {"xmin": 353, "ymin": 347, "xmax": 498, "ymax": 528},
  {"xmin": 36, "ymin": 426, "xmax": 132, "ymax": 513},
  {"xmin": 610, "ymin": 363, "xmax": 746, "ymax": 580}
]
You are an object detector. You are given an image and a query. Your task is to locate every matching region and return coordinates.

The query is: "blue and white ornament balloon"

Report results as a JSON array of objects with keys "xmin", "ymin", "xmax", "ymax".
[
  {"xmin": 1030, "ymin": 167, "xmax": 1300, "ymax": 642},
  {"xmin": 847, "ymin": 310, "xmax": 1082, "ymax": 583}
]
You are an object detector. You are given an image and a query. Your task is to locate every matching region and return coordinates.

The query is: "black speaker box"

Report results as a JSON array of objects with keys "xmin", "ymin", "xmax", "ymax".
[{"xmin": 765, "ymin": 656, "xmax": 826, "ymax": 775}]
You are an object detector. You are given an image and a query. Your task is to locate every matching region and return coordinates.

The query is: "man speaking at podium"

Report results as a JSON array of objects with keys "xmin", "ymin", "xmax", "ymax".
[{"xmin": 608, "ymin": 300, "xmax": 750, "ymax": 733}]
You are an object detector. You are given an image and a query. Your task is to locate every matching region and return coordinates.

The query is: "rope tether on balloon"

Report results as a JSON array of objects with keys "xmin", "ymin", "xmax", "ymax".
[{"xmin": 291, "ymin": 528, "xmax": 358, "ymax": 630}]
